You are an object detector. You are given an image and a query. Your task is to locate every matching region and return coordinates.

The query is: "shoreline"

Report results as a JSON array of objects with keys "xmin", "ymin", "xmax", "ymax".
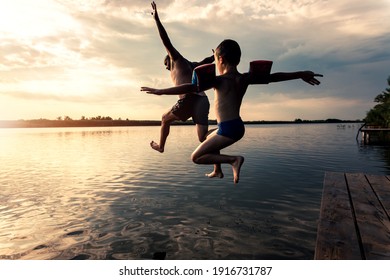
[{"xmin": 0, "ymin": 119, "xmax": 362, "ymax": 129}]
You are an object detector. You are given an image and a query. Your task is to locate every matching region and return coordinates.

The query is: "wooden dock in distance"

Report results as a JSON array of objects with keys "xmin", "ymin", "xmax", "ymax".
[
  {"xmin": 315, "ymin": 172, "xmax": 390, "ymax": 259},
  {"xmin": 359, "ymin": 126, "xmax": 390, "ymax": 144}
]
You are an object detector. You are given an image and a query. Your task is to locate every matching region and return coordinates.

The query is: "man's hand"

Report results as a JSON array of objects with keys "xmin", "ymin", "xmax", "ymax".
[
  {"xmin": 151, "ymin": 1, "xmax": 158, "ymax": 20},
  {"xmin": 301, "ymin": 71, "xmax": 323, "ymax": 86}
]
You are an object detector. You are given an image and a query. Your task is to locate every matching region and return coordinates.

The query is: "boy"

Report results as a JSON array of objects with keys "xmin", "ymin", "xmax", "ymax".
[{"xmin": 141, "ymin": 39, "xmax": 323, "ymax": 183}]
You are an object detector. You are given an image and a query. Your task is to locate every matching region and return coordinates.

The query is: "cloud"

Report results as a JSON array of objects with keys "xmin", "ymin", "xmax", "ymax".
[{"xmin": 0, "ymin": 0, "xmax": 389, "ymax": 121}]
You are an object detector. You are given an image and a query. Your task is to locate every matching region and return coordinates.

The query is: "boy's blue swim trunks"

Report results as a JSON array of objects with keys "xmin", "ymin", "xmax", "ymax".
[{"xmin": 217, "ymin": 118, "xmax": 245, "ymax": 141}]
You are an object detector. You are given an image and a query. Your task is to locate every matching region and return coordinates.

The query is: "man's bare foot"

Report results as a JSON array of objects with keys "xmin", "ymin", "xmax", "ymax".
[
  {"xmin": 205, "ymin": 170, "xmax": 224, "ymax": 179},
  {"xmin": 232, "ymin": 156, "xmax": 244, "ymax": 184},
  {"xmin": 150, "ymin": 141, "xmax": 164, "ymax": 153}
]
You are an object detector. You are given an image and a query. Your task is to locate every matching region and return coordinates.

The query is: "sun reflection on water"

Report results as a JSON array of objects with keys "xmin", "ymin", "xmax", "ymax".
[{"xmin": 1, "ymin": 124, "xmax": 389, "ymax": 259}]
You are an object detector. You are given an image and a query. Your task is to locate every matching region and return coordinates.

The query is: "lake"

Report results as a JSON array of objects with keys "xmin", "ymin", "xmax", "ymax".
[{"xmin": 1, "ymin": 123, "xmax": 389, "ymax": 260}]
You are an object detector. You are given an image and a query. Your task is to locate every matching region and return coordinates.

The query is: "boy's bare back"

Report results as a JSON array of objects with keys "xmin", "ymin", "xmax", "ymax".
[{"xmin": 213, "ymin": 71, "xmax": 250, "ymax": 122}]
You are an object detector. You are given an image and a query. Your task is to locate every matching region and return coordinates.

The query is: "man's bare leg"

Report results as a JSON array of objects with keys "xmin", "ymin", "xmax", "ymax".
[
  {"xmin": 150, "ymin": 141, "xmax": 163, "ymax": 153},
  {"xmin": 151, "ymin": 110, "xmax": 179, "ymax": 153},
  {"xmin": 150, "ymin": 122, "xmax": 169, "ymax": 153}
]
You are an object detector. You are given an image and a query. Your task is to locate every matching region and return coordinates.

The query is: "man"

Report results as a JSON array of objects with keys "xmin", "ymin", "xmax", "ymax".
[{"xmin": 149, "ymin": 1, "xmax": 214, "ymax": 154}]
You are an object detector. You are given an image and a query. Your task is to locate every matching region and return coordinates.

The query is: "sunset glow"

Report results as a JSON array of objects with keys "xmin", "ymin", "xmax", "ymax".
[{"xmin": 1, "ymin": 0, "xmax": 389, "ymax": 121}]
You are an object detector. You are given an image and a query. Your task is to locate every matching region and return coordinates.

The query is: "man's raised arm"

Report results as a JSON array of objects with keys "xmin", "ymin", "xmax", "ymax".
[{"xmin": 151, "ymin": 1, "xmax": 180, "ymax": 60}]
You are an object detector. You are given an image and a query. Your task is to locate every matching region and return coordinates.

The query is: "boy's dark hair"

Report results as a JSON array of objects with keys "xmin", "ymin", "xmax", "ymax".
[{"xmin": 215, "ymin": 39, "xmax": 241, "ymax": 66}]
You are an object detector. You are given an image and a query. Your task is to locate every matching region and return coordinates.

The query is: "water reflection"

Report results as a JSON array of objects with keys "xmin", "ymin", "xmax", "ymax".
[{"xmin": 0, "ymin": 124, "xmax": 389, "ymax": 260}]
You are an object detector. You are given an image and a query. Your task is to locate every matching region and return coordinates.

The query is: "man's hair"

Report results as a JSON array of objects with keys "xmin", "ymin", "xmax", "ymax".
[{"xmin": 215, "ymin": 39, "xmax": 241, "ymax": 66}]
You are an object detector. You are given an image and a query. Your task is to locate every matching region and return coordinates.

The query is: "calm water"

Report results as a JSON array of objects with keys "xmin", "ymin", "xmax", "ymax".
[{"xmin": 1, "ymin": 123, "xmax": 389, "ymax": 260}]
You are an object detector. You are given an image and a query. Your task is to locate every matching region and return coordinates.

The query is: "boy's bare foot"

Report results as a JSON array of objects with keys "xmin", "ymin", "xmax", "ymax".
[
  {"xmin": 150, "ymin": 141, "xmax": 164, "ymax": 153},
  {"xmin": 205, "ymin": 170, "xmax": 224, "ymax": 179},
  {"xmin": 232, "ymin": 156, "xmax": 244, "ymax": 184}
]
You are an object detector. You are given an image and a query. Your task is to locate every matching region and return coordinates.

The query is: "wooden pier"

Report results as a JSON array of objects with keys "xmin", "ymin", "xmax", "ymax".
[
  {"xmin": 359, "ymin": 126, "xmax": 390, "ymax": 144},
  {"xmin": 315, "ymin": 172, "xmax": 390, "ymax": 259}
]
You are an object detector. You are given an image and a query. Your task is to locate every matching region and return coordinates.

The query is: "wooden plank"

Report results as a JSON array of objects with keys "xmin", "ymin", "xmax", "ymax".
[
  {"xmin": 315, "ymin": 172, "xmax": 362, "ymax": 259},
  {"xmin": 365, "ymin": 174, "xmax": 390, "ymax": 219},
  {"xmin": 345, "ymin": 173, "xmax": 390, "ymax": 259}
]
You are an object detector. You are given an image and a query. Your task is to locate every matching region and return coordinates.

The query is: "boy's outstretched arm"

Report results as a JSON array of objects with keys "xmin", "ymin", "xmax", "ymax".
[
  {"xmin": 269, "ymin": 71, "xmax": 323, "ymax": 85},
  {"xmin": 141, "ymin": 83, "xmax": 197, "ymax": 95},
  {"xmin": 151, "ymin": 1, "xmax": 180, "ymax": 60}
]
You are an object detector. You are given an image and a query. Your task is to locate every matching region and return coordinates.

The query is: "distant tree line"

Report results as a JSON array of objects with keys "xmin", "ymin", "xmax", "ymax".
[
  {"xmin": 293, "ymin": 118, "xmax": 354, "ymax": 123},
  {"xmin": 56, "ymin": 115, "xmax": 122, "ymax": 121}
]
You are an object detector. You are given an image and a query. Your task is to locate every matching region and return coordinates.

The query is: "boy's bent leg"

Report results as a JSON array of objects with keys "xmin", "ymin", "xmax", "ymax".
[
  {"xmin": 197, "ymin": 126, "xmax": 224, "ymax": 179},
  {"xmin": 205, "ymin": 151, "xmax": 224, "ymax": 179},
  {"xmin": 151, "ymin": 110, "xmax": 180, "ymax": 153},
  {"xmin": 191, "ymin": 134, "xmax": 244, "ymax": 183},
  {"xmin": 231, "ymin": 156, "xmax": 244, "ymax": 184},
  {"xmin": 191, "ymin": 133, "xmax": 235, "ymax": 163}
]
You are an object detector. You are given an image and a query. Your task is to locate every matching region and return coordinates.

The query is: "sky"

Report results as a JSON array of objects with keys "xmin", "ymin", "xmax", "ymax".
[{"xmin": 0, "ymin": 0, "xmax": 389, "ymax": 121}]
